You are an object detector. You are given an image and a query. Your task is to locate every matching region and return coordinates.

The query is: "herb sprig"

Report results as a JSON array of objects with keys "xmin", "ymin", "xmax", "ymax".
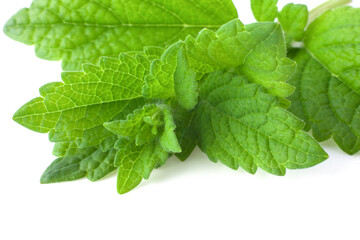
[{"xmin": 4, "ymin": 0, "xmax": 359, "ymax": 194}]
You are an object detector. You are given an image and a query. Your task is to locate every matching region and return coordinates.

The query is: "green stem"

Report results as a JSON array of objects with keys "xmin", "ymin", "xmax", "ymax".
[{"xmin": 308, "ymin": 0, "xmax": 352, "ymax": 24}]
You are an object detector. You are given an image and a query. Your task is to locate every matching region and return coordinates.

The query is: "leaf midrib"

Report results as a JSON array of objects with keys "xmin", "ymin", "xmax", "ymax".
[
  {"xmin": 200, "ymin": 97, "xmax": 327, "ymax": 158},
  {"xmin": 5, "ymin": 22, "xmax": 223, "ymax": 29}
]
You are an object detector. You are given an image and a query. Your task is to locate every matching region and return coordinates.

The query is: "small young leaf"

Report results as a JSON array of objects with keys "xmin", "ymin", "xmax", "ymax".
[
  {"xmin": 104, "ymin": 104, "xmax": 181, "ymax": 153},
  {"xmin": 159, "ymin": 107, "xmax": 182, "ymax": 153},
  {"xmin": 278, "ymin": 4, "xmax": 308, "ymax": 43},
  {"xmin": 195, "ymin": 72, "xmax": 328, "ymax": 175},
  {"xmin": 251, "ymin": 0, "xmax": 278, "ymax": 22},
  {"xmin": 104, "ymin": 104, "xmax": 163, "ymax": 141}
]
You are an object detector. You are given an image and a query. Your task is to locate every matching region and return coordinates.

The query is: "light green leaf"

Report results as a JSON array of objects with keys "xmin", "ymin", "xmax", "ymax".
[
  {"xmin": 237, "ymin": 23, "xmax": 296, "ymax": 98},
  {"xmin": 278, "ymin": 4, "xmax": 308, "ymax": 43},
  {"xmin": 104, "ymin": 104, "xmax": 163, "ymax": 143},
  {"xmin": 13, "ymin": 53, "xmax": 149, "ymax": 147},
  {"xmin": 114, "ymin": 138, "xmax": 168, "ymax": 194},
  {"xmin": 195, "ymin": 72, "xmax": 328, "ymax": 175},
  {"xmin": 173, "ymin": 46, "xmax": 198, "ymax": 110},
  {"xmin": 143, "ymin": 42, "xmax": 198, "ymax": 110},
  {"xmin": 4, "ymin": 0, "xmax": 238, "ymax": 70},
  {"xmin": 288, "ymin": 7, "xmax": 360, "ymax": 154},
  {"xmin": 251, "ymin": 0, "xmax": 278, "ymax": 22},
  {"xmin": 104, "ymin": 104, "xmax": 181, "ymax": 153},
  {"xmin": 185, "ymin": 20, "xmax": 296, "ymax": 98},
  {"xmin": 305, "ymin": 7, "xmax": 360, "ymax": 95},
  {"xmin": 184, "ymin": 19, "xmax": 247, "ymax": 73},
  {"xmin": 143, "ymin": 19, "xmax": 296, "ymax": 107},
  {"xmin": 143, "ymin": 42, "xmax": 183, "ymax": 99},
  {"xmin": 159, "ymin": 107, "xmax": 182, "ymax": 153}
]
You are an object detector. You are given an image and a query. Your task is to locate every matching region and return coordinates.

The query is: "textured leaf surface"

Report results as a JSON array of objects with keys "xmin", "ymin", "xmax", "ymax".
[
  {"xmin": 13, "ymin": 53, "xmax": 149, "ymax": 147},
  {"xmin": 143, "ymin": 19, "xmax": 296, "ymax": 109},
  {"xmin": 289, "ymin": 7, "xmax": 360, "ymax": 154},
  {"xmin": 278, "ymin": 4, "xmax": 308, "ymax": 42},
  {"xmin": 189, "ymin": 20, "xmax": 295, "ymax": 97},
  {"xmin": 237, "ymin": 23, "xmax": 296, "ymax": 98},
  {"xmin": 4, "ymin": 0, "xmax": 238, "ymax": 70},
  {"xmin": 159, "ymin": 107, "xmax": 182, "ymax": 153},
  {"xmin": 41, "ymin": 147, "xmax": 116, "ymax": 183},
  {"xmin": 104, "ymin": 104, "xmax": 163, "ymax": 142},
  {"xmin": 195, "ymin": 72, "xmax": 328, "ymax": 175},
  {"xmin": 305, "ymin": 7, "xmax": 360, "ymax": 95},
  {"xmin": 114, "ymin": 139, "xmax": 168, "ymax": 194},
  {"xmin": 288, "ymin": 50, "xmax": 360, "ymax": 154},
  {"xmin": 172, "ymin": 104, "xmax": 197, "ymax": 161},
  {"xmin": 251, "ymin": 0, "xmax": 278, "ymax": 22},
  {"xmin": 104, "ymin": 104, "xmax": 181, "ymax": 153},
  {"xmin": 143, "ymin": 42, "xmax": 198, "ymax": 110},
  {"xmin": 80, "ymin": 148, "xmax": 117, "ymax": 181},
  {"xmin": 185, "ymin": 20, "xmax": 296, "ymax": 97}
]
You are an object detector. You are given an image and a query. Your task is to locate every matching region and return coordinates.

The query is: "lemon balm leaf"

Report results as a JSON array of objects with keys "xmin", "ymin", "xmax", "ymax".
[
  {"xmin": 251, "ymin": 0, "xmax": 278, "ymax": 22},
  {"xmin": 195, "ymin": 72, "xmax": 328, "ymax": 175},
  {"xmin": 288, "ymin": 7, "xmax": 360, "ymax": 154},
  {"xmin": 4, "ymin": 0, "xmax": 238, "ymax": 70}
]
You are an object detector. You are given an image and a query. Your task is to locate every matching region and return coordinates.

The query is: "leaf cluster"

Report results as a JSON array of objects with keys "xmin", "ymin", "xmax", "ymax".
[{"xmin": 4, "ymin": 0, "xmax": 359, "ymax": 194}]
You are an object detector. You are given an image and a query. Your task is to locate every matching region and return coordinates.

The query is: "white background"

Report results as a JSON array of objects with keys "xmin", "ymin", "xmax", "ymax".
[{"xmin": 1, "ymin": 0, "xmax": 359, "ymax": 239}]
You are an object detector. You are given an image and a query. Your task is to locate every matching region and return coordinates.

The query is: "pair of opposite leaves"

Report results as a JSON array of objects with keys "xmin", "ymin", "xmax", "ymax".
[{"xmin": 4, "ymin": 0, "xmax": 360, "ymax": 193}]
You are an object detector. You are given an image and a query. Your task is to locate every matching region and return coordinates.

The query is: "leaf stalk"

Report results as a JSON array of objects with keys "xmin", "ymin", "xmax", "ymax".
[{"xmin": 308, "ymin": 0, "xmax": 352, "ymax": 24}]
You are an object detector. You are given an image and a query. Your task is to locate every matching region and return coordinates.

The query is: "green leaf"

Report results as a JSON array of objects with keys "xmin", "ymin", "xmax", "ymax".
[
  {"xmin": 173, "ymin": 46, "xmax": 198, "ymax": 110},
  {"xmin": 80, "ymin": 148, "xmax": 117, "ymax": 181},
  {"xmin": 159, "ymin": 107, "xmax": 182, "ymax": 153},
  {"xmin": 195, "ymin": 71, "xmax": 328, "ymax": 176},
  {"xmin": 114, "ymin": 138, "xmax": 168, "ymax": 194},
  {"xmin": 13, "ymin": 53, "xmax": 150, "ymax": 147},
  {"xmin": 172, "ymin": 104, "xmax": 197, "ymax": 161},
  {"xmin": 104, "ymin": 104, "xmax": 181, "ymax": 153},
  {"xmin": 237, "ymin": 23, "xmax": 296, "ymax": 98},
  {"xmin": 185, "ymin": 20, "xmax": 296, "ymax": 97},
  {"xmin": 305, "ymin": 7, "xmax": 360, "ymax": 95},
  {"xmin": 288, "ymin": 7, "xmax": 360, "ymax": 154},
  {"xmin": 104, "ymin": 104, "xmax": 163, "ymax": 143},
  {"xmin": 251, "ymin": 0, "xmax": 278, "ymax": 22},
  {"xmin": 4, "ymin": 0, "xmax": 238, "ymax": 70},
  {"xmin": 41, "ymin": 147, "xmax": 117, "ymax": 183},
  {"xmin": 184, "ymin": 19, "xmax": 248, "ymax": 72},
  {"xmin": 143, "ymin": 42, "xmax": 198, "ymax": 110},
  {"xmin": 278, "ymin": 4, "xmax": 308, "ymax": 43},
  {"xmin": 288, "ymin": 50, "xmax": 360, "ymax": 154},
  {"xmin": 53, "ymin": 142, "xmax": 85, "ymax": 157},
  {"xmin": 143, "ymin": 19, "xmax": 296, "ymax": 110},
  {"xmin": 143, "ymin": 42, "xmax": 183, "ymax": 100}
]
